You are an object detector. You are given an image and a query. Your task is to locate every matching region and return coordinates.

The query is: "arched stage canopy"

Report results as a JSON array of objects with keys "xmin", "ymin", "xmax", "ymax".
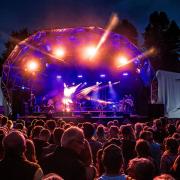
[{"xmin": 1, "ymin": 27, "xmax": 153, "ymax": 112}]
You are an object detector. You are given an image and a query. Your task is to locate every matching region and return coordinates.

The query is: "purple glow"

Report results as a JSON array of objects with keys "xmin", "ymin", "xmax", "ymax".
[
  {"xmin": 123, "ymin": 72, "xmax": 128, "ymax": 76},
  {"xmin": 100, "ymin": 74, "xmax": 106, "ymax": 78},
  {"xmin": 77, "ymin": 75, "xmax": 83, "ymax": 78},
  {"xmin": 46, "ymin": 44, "xmax": 51, "ymax": 52},
  {"xmin": 56, "ymin": 75, "xmax": 62, "ymax": 79},
  {"xmin": 136, "ymin": 68, "xmax": 141, "ymax": 74}
]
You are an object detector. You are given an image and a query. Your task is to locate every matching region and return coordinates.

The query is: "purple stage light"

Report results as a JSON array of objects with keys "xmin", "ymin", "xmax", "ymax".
[
  {"xmin": 136, "ymin": 68, "xmax": 141, "ymax": 74},
  {"xmin": 108, "ymin": 81, "xmax": 112, "ymax": 84},
  {"xmin": 77, "ymin": 75, "xmax": 83, "ymax": 78},
  {"xmin": 84, "ymin": 82, "xmax": 87, "ymax": 85},
  {"xmin": 56, "ymin": 75, "xmax": 62, "ymax": 79},
  {"xmin": 46, "ymin": 44, "xmax": 51, "ymax": 52},
  {"xmin": 100, "ymin": 74, "xmax": 106, "ymax": 78},
  {"xmin": 123, "ymin": 72, "xmax": 128, "ymax": 76}
]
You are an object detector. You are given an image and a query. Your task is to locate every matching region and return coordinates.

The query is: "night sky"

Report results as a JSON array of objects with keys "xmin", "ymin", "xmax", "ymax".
[{"xmin": 0, "ymin": 0, "xmax": 180, "ymax": 53}]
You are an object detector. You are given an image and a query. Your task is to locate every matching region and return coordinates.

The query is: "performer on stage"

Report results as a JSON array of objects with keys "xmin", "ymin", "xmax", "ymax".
[
  {"xmin": 118, "ymin": 94, "xmax": 134, "ymax": 114},
  {"xmin": 47, "ymin": 98, "xmax": 55, "ymax": 113},
  {"xmin": 29, "ymin": 92, "xmax": 36, "ymax": 114}
]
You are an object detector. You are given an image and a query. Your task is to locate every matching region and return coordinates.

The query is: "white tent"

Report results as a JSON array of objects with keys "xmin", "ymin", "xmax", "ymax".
[{"xmin": 156, "ymin": 70, "xmax": 180, "ymax": 118}]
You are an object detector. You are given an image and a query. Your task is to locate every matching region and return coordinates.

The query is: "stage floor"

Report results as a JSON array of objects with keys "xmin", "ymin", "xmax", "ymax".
[{"xmin": 19, "ymin": 111, "xmax": 148, "ymax": 124}]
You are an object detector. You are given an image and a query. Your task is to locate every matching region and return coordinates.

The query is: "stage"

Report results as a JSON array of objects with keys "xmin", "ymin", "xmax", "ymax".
[
  {"xmin": 2, "ymin": 27, "xmax": 153, "ymax": 119},
  {"xmin": 19, "ymin": 111, "xmax": 148, "ymax": 125}
]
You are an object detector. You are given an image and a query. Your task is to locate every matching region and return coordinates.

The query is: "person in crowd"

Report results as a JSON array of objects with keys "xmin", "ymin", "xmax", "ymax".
[
  {"xmin": 45, "ymin": 120, "xmax": 57, "ymax": 143},
  {"xmin": 96, "ymin": 138, "xmax": 122, "ymax": 177},
  {"xmin": 96, "ymin": 125, "xmax": 107, "ymax": 144},
  {"xmin": 120, "ymin": 125, "xmax": 136, "ymax": 170},
  {"xmin": 127, "ymin": 158, "xmax": 155, "ymax": 180},
  {"xmin": 166, "ymin": 124, "xmax": 176, "ymax": 137},
  {"xmin": 35, "ymin": 128, "xmax": 51, "ymax": 160},
  {"xmin": 35, "ymin": 119, "xmax": 45, "ymax": 127},
  {"xmin": 6, "ymin": 120, "xmax": 13, "ymax": 131},
  {"xmin": 1, "ymin": 116, "xmax": 8, "ymax": 127},
  {"xmin": 153, "ymin": 174, "xmax": 175, "ymax": 180},
  {"xmin": 42, "ymin": 173, "xmax": 64, "ymax": 180},
  {"xmin": 80, "ymin": 138, "xmax": 96, "ymax": 180},
  {"xmin": 172, "ymin": 132, "xmax": 180, "ymax": 145},
  {"xmin": 171, "ymin": 155, "xmax": 180, "ymax": 179},
  {"xmin": 135, "ymin": 139, "xmax": 152, "ymax": 159},
  {"xmin": 153, "ymin": 119, "xmax": 167, "ymax": 144},
  {"xmin": 98, "ymin": 144, "xmax": 126, "ymax": 180},
  {"xmin": 41, "ymin": 127, "xmax": 89, "ymax": 180},
  {"xmin": 134, "ymin": 123, "xmax": 143, "ymax": 139},
  {"xmin": 135, "ymin": 139, "xmax": 159, "ymax": 174},
  {"xmin": 31, "ymin": 125, "xmax": 44, "ymax": 139},
  {"xmin": 160, "ymin": 137, "xmax": 178, "ymax": 174},
  {"xmin": 25, "ymin": 139, "xmax": 38, "ymax": 163},
  {"xmin": 107, "ymin": 121, "xmax": 114, "ymax": 129},
  {"xmin": 139, "ymin": 130, "xmax": 161, "ymax": 168},
  {"xmin": 15, "ymin": 123, "xmax": 24, "ymax": 131},
  {"xmin": 83, "ymin": 122, "xmax": 102, "ymax": 164},
  {"xmin": 0, "ymin": 131, "xmax": 43, "ymax": 180},
  {"xmin": 109, "ymin": 126, "xmax": 119, "ymax": 140},
  {"xmin": 27, "ymin": 119, "xmax": 37, "ymax": 137},
  {"xmin": 0, "ymin": 128, "xmax": 6, "ymax": 160},
  {"xmin": 42, "ymin": 127, "xmax": 64, "ymax": 155},
  {"xmin": 16, "ymin": 119, "xmax": 28, "ymax": 134}
]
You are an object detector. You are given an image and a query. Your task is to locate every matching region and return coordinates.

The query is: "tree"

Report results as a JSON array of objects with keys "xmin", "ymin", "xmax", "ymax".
[
  {"xmin": 143, "ymin": 11, "xmax": 180, "ymax": 72},
  {"xmin": 0, "ymin": 28, "xmax": 30, "ymax": 75},
  {"xmin": 113, "ymin": 19, "xmax": 138, "ymax": 45}
]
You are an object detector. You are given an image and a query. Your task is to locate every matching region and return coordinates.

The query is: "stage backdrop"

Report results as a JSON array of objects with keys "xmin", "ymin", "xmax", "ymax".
[{"xmin": 156, "ymin": 70, "xmax": 180, "ymax": 118}]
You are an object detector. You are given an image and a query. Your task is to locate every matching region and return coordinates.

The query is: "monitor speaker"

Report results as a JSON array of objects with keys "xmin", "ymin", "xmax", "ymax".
[{"xmin": 148, "ymin": 104, "xmax": 164, "ymax": 118}]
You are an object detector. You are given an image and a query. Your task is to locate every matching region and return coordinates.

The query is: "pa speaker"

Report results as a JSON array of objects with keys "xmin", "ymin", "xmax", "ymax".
[{"xmin": 148, "ymin": 104, "xmax": 164, "ymax": 118}]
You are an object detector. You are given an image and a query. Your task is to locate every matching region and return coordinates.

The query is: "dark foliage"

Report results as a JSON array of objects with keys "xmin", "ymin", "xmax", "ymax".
[
  {"xmin": 143, "ymin": 11, "xmax": 180, "ymax": 72},
  {"xmin": 113, "ymin": 19, "xmax": 138, "ymax": 46},
  {"xmin": 0, "ymin": 28, "xmax": 30, "ymax": 75}
]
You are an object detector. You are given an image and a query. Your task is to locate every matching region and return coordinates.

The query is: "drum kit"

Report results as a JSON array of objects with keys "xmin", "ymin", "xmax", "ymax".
[{"xmin": 107, "ymin": 95, "xmax": 134, "ymax": 113}]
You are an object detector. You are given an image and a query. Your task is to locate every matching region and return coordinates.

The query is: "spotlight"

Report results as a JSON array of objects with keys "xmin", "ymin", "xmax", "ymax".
[
  {"xmin": 108, "ymin": 81, "xmax": 112, "ymax": 84},
  {"xmin": 26, "ymin": 60, "xmax": 39, "ymax": 73},
  {"xmin": 96, "ymin": 82, "xmax": 99, "ymax": 85},
  {"xmin": 117, "ymin": 56, "xmax": 128, "ymax": 67},
  {"xmin": 77, "ymin": 75, "xmax": 83, "ymax": 78},
  {"xmin": 100, "ymin": 74, "xmax": 106, "ymax": 78},
  {"xmin": 21, "ymin": 86, "xmax": 25, "ymax": 90},
  {"xmin": 64, "ymin": 83, "xmax": 67, "ymax": 88},
  {"xmin": 123, "ymin": 72, "xmax": 128, "ymax": 76},
  {"xmin": 56, "ymin": 75, "xmax": 62, "ymax": 79},
  {"xmin": 72, "ymin": 82, "xmax": 75, "ymax": 85},
  {"xmin": 84, "ymin": 82, "xmax": 87, "ymax": 85},
  {"xmin": 53, "ymin": 47, "xmax": 65, "ymax": 58},
  {"xmin": 136, "ymin": 68, "xmax": 141, "ymax": 74},
  {"xmin": 85, "ymin": 46, "xmax": 97, "ymax": 59},
  {"xmin": 66, "ymin": 108, "xmax": 71, "ymax": 112}
]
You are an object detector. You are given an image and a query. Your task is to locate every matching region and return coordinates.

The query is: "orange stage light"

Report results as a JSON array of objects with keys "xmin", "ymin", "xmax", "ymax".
[
  {"xmin": 25, "ymin": 60, "xmax": 39, "ymax": 72},
  {"xmin": 116, "ymin": 56, "xmax": 129, "ymax": 67},
  {"xmin": 53, "ymin": 47, "xmax": 65, "ymax": 58},
  {"xmin": 85, "ymin": 46, "xmax": 97, "ymax": 59}
]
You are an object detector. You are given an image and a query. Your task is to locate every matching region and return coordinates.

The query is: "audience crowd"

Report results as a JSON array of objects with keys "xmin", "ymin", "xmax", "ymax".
[{"xmin": 0, "ymin": 115, "xmax": 180, "ymax": 180}]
